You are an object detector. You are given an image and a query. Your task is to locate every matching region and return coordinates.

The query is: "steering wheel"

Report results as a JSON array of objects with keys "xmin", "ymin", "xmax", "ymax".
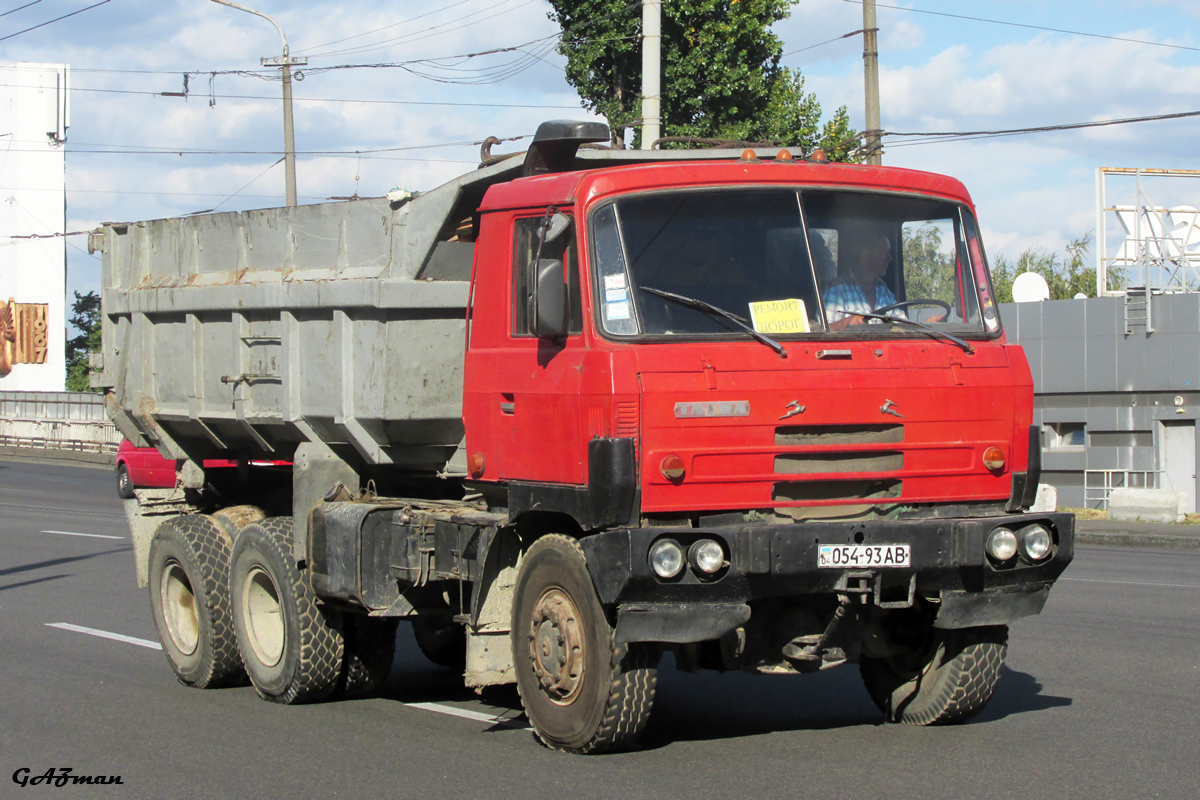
[{"xmin": 873, "ymin": 299, "xmax": 951, "ymax": 318}]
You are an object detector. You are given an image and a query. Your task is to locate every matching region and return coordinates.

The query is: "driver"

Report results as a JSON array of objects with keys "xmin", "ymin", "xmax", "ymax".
[{"xmin": 822, "ymin": 230, "xmax": 904, "ymax": 331}]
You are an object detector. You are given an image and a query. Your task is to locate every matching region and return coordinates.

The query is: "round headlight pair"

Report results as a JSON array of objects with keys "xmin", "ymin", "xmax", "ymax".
[
  {"xmin": 649, "ymin": 538, "xmax": 725, "ymax": 579},
  {"xmin": 985, "ymin": 524, "xmax": 1054, "ymax": 565}
]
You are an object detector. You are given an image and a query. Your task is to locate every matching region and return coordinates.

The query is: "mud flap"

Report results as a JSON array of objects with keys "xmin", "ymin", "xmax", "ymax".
[{"xmin": 934, "ymin": 584, "xmax": 1051, "ymax": 629}]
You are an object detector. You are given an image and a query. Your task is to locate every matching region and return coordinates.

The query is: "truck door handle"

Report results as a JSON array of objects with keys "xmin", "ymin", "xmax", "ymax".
[{"xmin": 500, "ymin": 393, "xmax": 514, "ymax": 414}]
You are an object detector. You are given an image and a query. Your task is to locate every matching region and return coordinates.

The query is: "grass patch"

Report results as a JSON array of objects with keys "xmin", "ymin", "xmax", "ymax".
[{"xmin": 1061, "ymin": 507, "xmax": 1108, "ymax": 520}]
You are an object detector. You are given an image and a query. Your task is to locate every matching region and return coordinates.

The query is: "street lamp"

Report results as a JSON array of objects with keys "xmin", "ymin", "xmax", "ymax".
[{"xmin": 210, "ymin": 0, "xmax": 306, "ymax": 206}]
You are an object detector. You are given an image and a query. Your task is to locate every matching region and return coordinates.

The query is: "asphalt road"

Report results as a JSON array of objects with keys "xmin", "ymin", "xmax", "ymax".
[{"xmin": 2, "ymin": 456, "xmax": 1197, "ymax": 799}]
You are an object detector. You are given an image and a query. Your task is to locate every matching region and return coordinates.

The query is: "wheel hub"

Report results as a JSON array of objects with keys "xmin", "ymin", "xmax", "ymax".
[
  {"xmin": 160, "ymin": 559, "xmax": 199, "ymax": 656},
  {"xmin": 528, "ymin": 587, "xmax": 585, "ymax": 704},
  {"xmin": 242, "ymin": 565, "xmax": 285, "ymax": 668}
]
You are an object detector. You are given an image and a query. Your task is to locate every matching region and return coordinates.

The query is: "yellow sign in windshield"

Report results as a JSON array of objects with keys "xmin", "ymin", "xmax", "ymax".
[{"xmin": 749, "ymin": 299, "xmax": 809, "ymax": 335}]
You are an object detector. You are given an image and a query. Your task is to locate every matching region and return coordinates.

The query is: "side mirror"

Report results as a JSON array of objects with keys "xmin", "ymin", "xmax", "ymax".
[
  {"xmin": 543, "ymin": 212, "xmax": 572, "ymax": 246},
  {"xmin": 533, "ymin": 258, "xmax": 567, "ymax": 338}
]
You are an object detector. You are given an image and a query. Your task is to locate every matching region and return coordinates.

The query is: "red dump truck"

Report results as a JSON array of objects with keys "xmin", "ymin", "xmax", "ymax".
[{"xmin": 95, "ymin": 120, "xmax": 1073, "ymax": 753}]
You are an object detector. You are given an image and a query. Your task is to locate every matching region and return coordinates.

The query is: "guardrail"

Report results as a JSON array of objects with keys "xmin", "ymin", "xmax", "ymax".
[{"xmin": 0, "ymin": 391, "xmax": 119, "ymax": 455}]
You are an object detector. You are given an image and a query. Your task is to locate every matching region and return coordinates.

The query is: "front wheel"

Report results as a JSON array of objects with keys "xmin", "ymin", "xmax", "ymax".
[
  {"xmin": 860, "ymin": 624, "xmax": 1008, "ymax": 725},
  {"xmin": 511, "ymin": 534, "xmax": 658, "ymax": 754}
]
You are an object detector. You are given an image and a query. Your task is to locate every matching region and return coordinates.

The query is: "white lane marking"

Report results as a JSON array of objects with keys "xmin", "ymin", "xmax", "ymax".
[
  {"xmin": 45, "ymin": 623, "xmax": 529, "ymax": 728},
  {"xmin": 1061, "ymin": 577, "xmax": 1200, "ymax": 589},
  {"xmin": 0, "ymin": 501, "xmax": 123, "ymax": 519},
  {"xmin": 405, "ymin": 702, "xmax": 529, "ymax": 729},
  {"xmin": 41, "ymin": 530, "xmax": 125, "ymax": 540},
  {"xmin": 46, "ymin": 623, "xmax": 162, "ymax": 650}
]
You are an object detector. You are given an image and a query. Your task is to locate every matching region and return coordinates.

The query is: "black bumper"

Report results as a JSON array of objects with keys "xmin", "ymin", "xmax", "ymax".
[{"xmin": 580, "ymin": 512, "xmax": 1074, "ymax": 642}]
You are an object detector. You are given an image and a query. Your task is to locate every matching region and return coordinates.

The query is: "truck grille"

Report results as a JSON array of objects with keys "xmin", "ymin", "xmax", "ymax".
[
  {"xmin": 775, "ymin": 423, "xmax": 903, "ymax": 445},
  {"xmin": 774, "ymin": 451, "xmax": 903, "ymax": 474},
  {"xmin": 773, "ymin": 479, "xmax": 902, "ymax": 503}
]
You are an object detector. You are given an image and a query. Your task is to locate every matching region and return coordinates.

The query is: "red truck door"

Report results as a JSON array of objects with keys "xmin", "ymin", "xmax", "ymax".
[{"xmin": 465, "ymin": 212, "xmax": 589, "ymax": 485}]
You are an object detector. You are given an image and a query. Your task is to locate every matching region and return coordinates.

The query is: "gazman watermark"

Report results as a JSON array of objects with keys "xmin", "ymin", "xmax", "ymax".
[{"xmin": 12, "ymin": 768, "xmax": 124, "ymax": 787}]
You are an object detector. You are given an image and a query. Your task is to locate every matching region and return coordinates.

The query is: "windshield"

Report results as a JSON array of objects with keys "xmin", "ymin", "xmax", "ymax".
[{"xmin": 590, "ymin": 188, "xmax": 1000, "ymax": 339}]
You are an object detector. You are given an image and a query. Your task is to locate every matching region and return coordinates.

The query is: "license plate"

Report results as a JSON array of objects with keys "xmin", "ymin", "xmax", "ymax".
[{"xmin": 818, "ymin": 544, "xmax": 911, "ymax": 568}]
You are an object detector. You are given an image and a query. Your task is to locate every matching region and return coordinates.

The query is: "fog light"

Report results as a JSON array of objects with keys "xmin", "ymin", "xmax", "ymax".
[
  {"xmin": 649, "ymin": 539, "xmax": 684, "ymax": 579},
  {"xmin": 689, "ymin": 539, "xmax": 725, "ymax": 574},
  {"xmin": 1019, "ymin": 524, "xmax": 1053, "ymax": 562},
  {"xmin": 986, "ymin": 527, "xmax": 1018, "ymax": 563},
  {"xmin": 660, "ymin": 454, "xmax": 686, "ymax": 482},
  {"xmin": 982, "ymin": 446, "xmax": 1006, "ymax": 472}
]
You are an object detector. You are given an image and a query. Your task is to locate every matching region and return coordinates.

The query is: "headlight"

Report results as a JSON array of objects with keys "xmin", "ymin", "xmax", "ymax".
[
  {"xmin": 986, "ymin": 527, "xmax": 1019, "ymax": 563},
  {"xmin": 649, "ymin": 539, "xmax": 684, "ymax": 579},
  {"xmin": 689, "ymin": 539, "xmax": 725, "ymax": 574},
  {"xmin": 1019, "ymin": 524, "xmax": 1053, "ymax": 562}
]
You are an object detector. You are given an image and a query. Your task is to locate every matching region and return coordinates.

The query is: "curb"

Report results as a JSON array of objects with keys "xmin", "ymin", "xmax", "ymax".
[
  {"xmin": 1076, "ymin": 531, "xmax": 1200, "ymax": 550},
  {"xmin": 0, "ymin": 445, "xmax": 116, "ymax": 466}
]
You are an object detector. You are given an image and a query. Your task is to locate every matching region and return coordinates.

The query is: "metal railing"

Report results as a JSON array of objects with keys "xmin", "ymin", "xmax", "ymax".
[
  {"xmin": 1083, "ymin": 469, "xmax": 1165, "ymax": 510},
  {"xmin": 0, "ymin": 391, "xmax": 119, "ymax": 454}
]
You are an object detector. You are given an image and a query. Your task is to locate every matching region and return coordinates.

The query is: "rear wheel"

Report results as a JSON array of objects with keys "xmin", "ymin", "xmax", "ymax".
[
  {"xmin": 336, "ymin": 614, "xmax": 398, "ymax": 699},
  {"xmin": 116, "ymin": 464, "xmax": 135, "ymax": 499},
  {"xmin": 412, "ymin": 616, "xmax": 466, "ymax": 670},
  {"xmin": 860, "ymin": 624, "xmax": 1008, "ymax": 725},
  {"xmin": 512, "ymin": 534, "xmax": 658, "ymax": 754},
  {"xmin": 231, "ymin": 518, "xmax": 344, "ymax": 704},
  {"xmin": 147, "ymin": 515, "xmax": 244, "ymax": 687}
]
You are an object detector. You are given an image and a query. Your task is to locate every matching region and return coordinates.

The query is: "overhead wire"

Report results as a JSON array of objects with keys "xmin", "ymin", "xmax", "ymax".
[
  {"xmin": 303, "ymin": 0, "xmax": 538, "ymax": 60},
  {"xmin": 0, "ymin": 0, "xmax": 111, "ymax": 44},
  {"xmin": 0, "ymin": 0, "xmax": 44, "ymax": 19},
  {"xmin": 839, "ymin": 0, "xmax": 1200, "ymax": 54},
  {"xmin": 0, "ymin": 80, "xmax": 583, "ymax": 109},
  {"xmin": 883, "ymin": 108, "xmax": 1200, "ymax": 147},
  {"xmin": 781, "ymin": 29, "xmax": 864, "ymax": 58},
  {"xmin": 293, "ymin": 0, "xmax": 476, "ymax": 56}
]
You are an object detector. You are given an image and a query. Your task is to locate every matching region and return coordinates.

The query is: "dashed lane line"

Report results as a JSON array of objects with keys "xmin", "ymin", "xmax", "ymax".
[
  {"xmin": 41, "ymin": 530, "xmax": 125, "ymax": 540},
  {"xmin": 405, "ymin": 702, "xmax": 529, "ymax": 729},
  {"xmin": 1061, "ymin": 576, "xmax": 1200, "ymax": 589},
  {"xmin": 46, "ymin": 623, "xmax": 162, "ymax": 650},
  {"xmin": 47, "ymin": 622, "xmax": 529, "ymax": 729},
  {"xmin": 0, "ymin": 501, "xmax": 123, "ymax": 519}
]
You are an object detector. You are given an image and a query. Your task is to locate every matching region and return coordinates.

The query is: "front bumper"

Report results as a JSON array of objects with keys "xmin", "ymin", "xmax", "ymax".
[{"xmin": 580, "ymin": 512, "xmax": 1074, "ymax": 643}]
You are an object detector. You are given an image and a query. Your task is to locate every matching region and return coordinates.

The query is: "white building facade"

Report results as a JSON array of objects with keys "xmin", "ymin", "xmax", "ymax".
[{"xmin": 0, "ymin": 62, "xmax": 69, "ymax": 391}]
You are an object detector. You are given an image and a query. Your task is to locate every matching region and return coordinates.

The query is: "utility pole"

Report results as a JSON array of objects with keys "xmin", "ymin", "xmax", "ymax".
[
  {"xmin": 211, "ymin": 0, "xmax": 306, "ymax": 206},
  {"xmin": 862, "ymin": 0, "xmax": 882, "ymax": 165},
  {"xmin": 640, "ymin": 0, "xmax": 661, "ymax": 150}
]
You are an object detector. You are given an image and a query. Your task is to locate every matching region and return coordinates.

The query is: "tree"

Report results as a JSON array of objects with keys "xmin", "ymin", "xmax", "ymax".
[
  {"xmin": 990, "ymin": 233, "xmax": 1096, "ymax": 303},
  {"xmin": 548, "ymin": 0, "xmax": 859, "ymax": 157},
  {"xmin": 66, "ymin": 290, "xmax": 101, "ymax": 392}
]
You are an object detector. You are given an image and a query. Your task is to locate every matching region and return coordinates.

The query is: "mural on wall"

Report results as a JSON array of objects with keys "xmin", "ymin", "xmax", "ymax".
[{"xmin": 0, "ymin": 299, "xmax": 49, "ymax": 376}]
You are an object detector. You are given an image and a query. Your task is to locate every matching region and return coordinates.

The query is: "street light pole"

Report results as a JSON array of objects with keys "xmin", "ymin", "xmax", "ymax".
[{"xmin": 210, "ymin": 0, "xmax": 306, "ymax": 206}]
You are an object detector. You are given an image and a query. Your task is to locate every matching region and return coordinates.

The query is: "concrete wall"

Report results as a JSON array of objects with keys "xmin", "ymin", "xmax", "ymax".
[{"xmin": 1001, "ymin": 294, "xmax": 1200, "ymax": 510}]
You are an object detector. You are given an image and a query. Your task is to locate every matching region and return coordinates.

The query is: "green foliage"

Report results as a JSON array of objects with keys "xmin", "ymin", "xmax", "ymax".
[
  {"xmin": 548, "ymin": 0, "xmax": 860, "ymax": 158},
  {"xmin": 65, "ymin": 290, "xmax": 101, "ymax": 393},
  {"xmin": 901, "ymin": 223, "xmax": 956, "ymax": 304},
  {"xmin": 990, "ymin": 232, "xmax": 1096, "ymax": 303}
]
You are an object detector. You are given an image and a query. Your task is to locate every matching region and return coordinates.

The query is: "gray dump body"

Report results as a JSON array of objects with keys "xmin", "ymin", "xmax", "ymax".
[
  {"xmin": 94, "ymin": 157, "xmax": 525, "ymax": 473},
  {"xmin": 94, "ymin": 143, "xmax": 797, "ymax": 473}
]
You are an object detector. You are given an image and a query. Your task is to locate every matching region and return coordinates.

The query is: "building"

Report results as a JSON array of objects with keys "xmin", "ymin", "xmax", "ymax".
[
  {"xmin": 1001, "ymin": 294, "xmax": 1199, "ymax": 512},
  {"xmin": 0, "ymin": 62, "xmax": 69, "ymax": 391}
]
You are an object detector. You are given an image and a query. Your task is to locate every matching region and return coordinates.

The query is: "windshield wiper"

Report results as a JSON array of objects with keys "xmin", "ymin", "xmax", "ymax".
[
  {"xmin": 851, "ymin": 311, "xmax": 975, "ymax": 354},
  {"xmin": 639, "ymin": 286, "xmax": 787, "ymax": 358}
]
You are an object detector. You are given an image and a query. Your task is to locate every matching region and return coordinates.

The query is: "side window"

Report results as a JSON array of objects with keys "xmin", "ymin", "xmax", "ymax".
[{"xmin": 512, "ymin": 215, "xmax": 582, "ymax": 336}]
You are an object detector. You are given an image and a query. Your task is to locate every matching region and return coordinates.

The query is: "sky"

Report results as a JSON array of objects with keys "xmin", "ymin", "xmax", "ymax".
[{"xmin": 1, "ymin": 0, "xmax": 1199, "ymax": 302}]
